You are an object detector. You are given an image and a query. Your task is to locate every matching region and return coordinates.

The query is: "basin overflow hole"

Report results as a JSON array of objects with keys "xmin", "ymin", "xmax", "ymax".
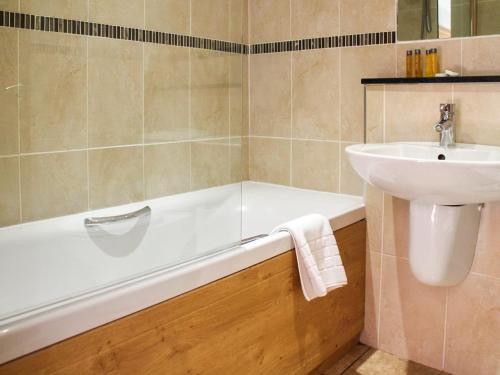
[{"xmin": 437, "ymin": 154, "xmax": 446, "ymax": 160}]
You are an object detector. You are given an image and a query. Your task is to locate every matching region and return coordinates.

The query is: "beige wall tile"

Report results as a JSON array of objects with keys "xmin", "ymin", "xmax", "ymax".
[
  {"xmin": 230, "ymin": 137, "xmax": 248, "ymax": 182},
  {"xmin": 191, "ymin": 140, "xmax": 231, "ymax": 190},
  {"xmin": 191, "ymin": 0, "xmax": 230, "ymax": 41},
  {"xmin": 89, "ymin": 0, "xmax": 144, "ymax": 28},
  {"xmin": 241, "ymin": 55, "xmax": 249, "ymax": 136},
  {"xmin": 89, "ymin": 147, "xmax": 143, "ymax": 209},
  {"xmin": 21, "ymin": 0, "xmax": 88, "ymax": 19},
  {"xmin": 229, "ymin": 0, "xmax": 244, "ymax": 43},
  {"xmin": 250, "ymin": 53, "xmax": 291, "ymax": 137},
  {"xmin": 228, "ymin": 137, "xmax": 246, "ymax": 183},
  {"xmin": 241, "ymin": 137, "xmax": 249, "ymax": 181},
  {"xmin": 242, "ymin": 0, "xmax": 249, "ymax": 44},
  {"xmin": 144, "ymin": 44, "xmax": 189, "ymax": 143},
  {"xmin": 19, "ymin": 30, "xmax": 86, "ymax": 153},
  {"xmin": 0, "ymin": 0, "xmax": 19, "ymax": 11},
  {"xmin": 144, "ymin": 143, "xmax": 190, "ymax": 199},
  {"xmin": 340, "ymin": 142, "xmax": 364, "ymax": 195},
  {"xmin": 360, "ymin": 251, "xmax": 381, "ymax": 348},
  {"xmin": 340, "ymin": 0, "xmax": 396, "ymax": 35},
  {"xmin": 229, "ymin": 54, "xmax": 243, "ymax": 137},
  {"xmin": 365, "ymin": 185, "xmax": 383, "ymax": 253},
  {"xmin": 191, "ymin": 50, "xmax": 229, "ymax": 139},
  {"xmin": 385, "ymin": 84, "xmax": 452, "ymax": 142},
  {"xmin": 20, "ymin": 151, "xmax": 87, "ymax": 221},
  {"xmin": 471, "ymin": 202, "xmax": 500, "ymax": 278},
  {"xmin": 250, "ymin": 0, "xmax": 290, "ymax": 43},
  {"xmin": 445, "ymin": 273, "xmax": 500, "ymax": 375},
  {"xmin": 0, "ymin": 29, "xmax": 18, "ymax": 156},
  {"xmin": 382, "ymin": 195, "xmax": 409, "ymax": 257},
  {"xmin": 462, "ymin": 36, "xmax": 500, "ymax": 75},
  {"xmin": 291, "ymin": 0, "xmax": 339, "ymax": 39},
  {"xmin": 396, "ymin": 40, "xmax": 462, "ymax": 77},
  {"xmin": 291, "ymin": 140, "xmax": 339, "ymax": 192},
  {"xmin": 378, "ymin": 255, "xmax": 447, "ymax": 370},
  {"xmin": 292, "ymin": 49, "xmax": 339, "ymax": 141},
  {"xmin": 145, "ymin": 0, "xmax": 190, "ymax": 34},
  {"xmin": 453, "ymin": 84, "xmax": 500, "ymax": 146},
  {"xmin": 341, "ymin": 45, "xmax": 396, "ymax": 142},
  {"xmin": 249, "ymin": 137, "xmax": 290, "ymax": 185},
  {"xmin": 88, "ymin": 38, "xmax": 143, "ymax": 147},
  {"xmin": 0, "ymin": 157, "xmax": 20, "ymax": 227},
  {"xmin": 366, "ymin": 85, "xmax": 384, "ymax": 143}
]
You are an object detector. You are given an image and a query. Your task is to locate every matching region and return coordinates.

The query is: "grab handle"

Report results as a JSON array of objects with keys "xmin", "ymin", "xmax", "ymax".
[{"xmin": 84, "ymin": 206, "xmax": 151, "ymax": 227}]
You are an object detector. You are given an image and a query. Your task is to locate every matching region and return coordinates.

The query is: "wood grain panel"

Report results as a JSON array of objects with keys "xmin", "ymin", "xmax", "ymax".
[{"xmin": 0, "ymin": 220, "xmax": 366, "ymax": 375}]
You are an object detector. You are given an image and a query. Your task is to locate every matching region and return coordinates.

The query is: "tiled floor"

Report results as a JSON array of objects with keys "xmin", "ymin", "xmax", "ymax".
[{"xmin": 323, "ymin": 343, "xmax": 450, "ymax": 375}]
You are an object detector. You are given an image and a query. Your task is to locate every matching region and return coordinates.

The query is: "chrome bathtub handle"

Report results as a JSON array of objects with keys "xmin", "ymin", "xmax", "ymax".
[{"xmin": 84, "ymin": 206, "xmax": 151, "ymax": 227}]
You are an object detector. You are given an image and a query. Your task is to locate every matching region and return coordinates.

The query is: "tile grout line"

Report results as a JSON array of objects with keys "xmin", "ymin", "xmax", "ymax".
[
  {"xmin": 245, "ymin": 2, "xmax": 249, "ymax": 180},
  {"xmin": 142, "ymin": 0, "xmax": 146, "ymax": 201},
  {"xmin": 289, "ymin": 50, "xmax": 293, "ymax": 187},
  {"xmin": 245, "ymin": 135, "xmax": 351, "ymax": 143},
  {"xmin": 17, "ymin": 26, "xmax": 22, "ymax": 223},
  {"xmin": 377, "ymin": 196, "xmax": 385, "ymax": 348},
  {"xmin": 338, "ymin": 51, "xmax": 342, "ymax": 192},
  {"xmin": 376, "ymin": 85, "xmax": 387, "ymax": 347},
  {"xmin": 288, "ymin": 0, "xmax": 292, "ymax": 187},
  {"xmin": 0, "ymin": 137, "xmax": 233, "ymax": 159},
  {"xmin": 383, "ymin": 85, "xmax": 386, "ymax": 148},
  {"xmin": 441, "ymin": 287, "xmax": 449, "ymax": 370},
  {"xmin": 337, "ymin": 0, "xmax": 342, "ymax": 193},
  {"xmin": 227, "ymin": 40, "xmax": 231, "ymax": 184},
  {"xmin": 86, "ymin": 24, "xmax": 90, "ymax": 211},
  {"xmin": 85, "ymin": 0, "xmax": 90, "ymax": 210},
  {"xmin": 188, "ymin": 0, "xmax": 192, "ymax": 191},
  {"xmin": 469, "ymin": 271, "xmax": 500, "ymax": 281}
]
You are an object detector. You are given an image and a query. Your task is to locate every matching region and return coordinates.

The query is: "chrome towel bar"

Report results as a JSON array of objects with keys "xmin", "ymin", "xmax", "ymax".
[{"xmin": 84, "ymin": 206, "xmax": 151, "ymax": 227}]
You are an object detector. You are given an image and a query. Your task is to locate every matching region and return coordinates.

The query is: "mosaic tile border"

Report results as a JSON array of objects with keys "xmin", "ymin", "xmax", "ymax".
[
  {"xmin": 0, "ymin": 10, "xmax": 396, "ymax": 55},
  {"xmin": 0, "ymin": 11, "xmax": 246, "ymax": 54},
  {"xmin": 250, "ymin": 31, "xmax": 396, "ymax": 54}
]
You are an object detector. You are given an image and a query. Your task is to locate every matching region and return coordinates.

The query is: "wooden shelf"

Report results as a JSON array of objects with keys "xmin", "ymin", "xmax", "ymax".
[{"xmin": 361, "ymin": 75, "xmax": 500, "ymax": 85}]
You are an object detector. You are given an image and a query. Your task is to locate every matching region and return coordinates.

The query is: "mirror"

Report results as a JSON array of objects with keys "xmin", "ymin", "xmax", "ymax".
[{"xmin": 398, "ymin": 0, "xmax": 500, "ymax": 41}]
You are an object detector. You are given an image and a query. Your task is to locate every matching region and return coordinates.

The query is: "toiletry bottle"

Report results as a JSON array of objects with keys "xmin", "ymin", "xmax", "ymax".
[
  {"xmin": 431, "ymin": 48, "xmax": 439, "ymax": 75},
  {"xmin": 414, "ymin": 49, "xmax": 422, "ymax": 77},
  {"xmin": 425, "ymin": 49, "xmax": 433, "ymax": 77},
  {"xmin": 406, "ymin": 50, "xmax": 414, "ymax": 77}
]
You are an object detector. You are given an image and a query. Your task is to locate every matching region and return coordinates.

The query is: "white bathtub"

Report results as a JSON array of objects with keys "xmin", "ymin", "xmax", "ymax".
[{"xmin": 0, "ymin": 181, "xmax": 364, "ymax": 364}]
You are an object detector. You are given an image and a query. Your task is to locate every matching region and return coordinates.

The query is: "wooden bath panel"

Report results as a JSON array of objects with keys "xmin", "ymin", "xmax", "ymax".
[{"xmin": 0, "ymin": 220, "xmax": 366, "ymax": 375}]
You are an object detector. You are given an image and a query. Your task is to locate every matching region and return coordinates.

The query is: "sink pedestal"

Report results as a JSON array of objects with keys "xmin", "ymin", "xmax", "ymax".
[{"xmin": 409, "ymin": 201, "xmax": 483, "ymax": 286}]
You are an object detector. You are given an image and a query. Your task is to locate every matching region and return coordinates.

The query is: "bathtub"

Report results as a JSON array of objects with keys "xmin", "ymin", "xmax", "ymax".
[{"xmin": 0, "ymin": 181, "xmax": 364, "ymax": 364}]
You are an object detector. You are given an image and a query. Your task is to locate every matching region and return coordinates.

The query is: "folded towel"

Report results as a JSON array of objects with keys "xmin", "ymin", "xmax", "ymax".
[{"xmin": 271, "ymin": 214, "xmax": 348, "ymax": 301}]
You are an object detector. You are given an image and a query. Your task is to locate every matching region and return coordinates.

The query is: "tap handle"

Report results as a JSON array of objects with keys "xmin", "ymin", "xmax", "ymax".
[
  {"xmin": 439, "ymin": 103, "xmax": 454, "ymax": 121},
  {"xmin": 440, "ymin": 103, "xmax": 454, "ymax": 114}
]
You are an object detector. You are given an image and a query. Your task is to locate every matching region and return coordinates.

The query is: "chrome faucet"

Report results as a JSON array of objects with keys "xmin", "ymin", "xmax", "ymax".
[{"xmin": 434, "ymin": 103, "xmax": 455, "ymax": 147}]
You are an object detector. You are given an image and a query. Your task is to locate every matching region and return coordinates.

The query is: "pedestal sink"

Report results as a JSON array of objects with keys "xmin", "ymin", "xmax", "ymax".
[{"xmin": 346, "ymin": 142, "xmax": 500, "ymax": 286}]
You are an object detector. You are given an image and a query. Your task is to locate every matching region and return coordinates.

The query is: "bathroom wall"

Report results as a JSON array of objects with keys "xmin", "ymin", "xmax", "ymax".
[
  {"xmin": 247, "ymin": 0, "xmax": 396, "ymax": 195},
  {"xmin": 363, "ymin": 41, "xmax": 500, "ymax": 374},
  {"xmin": 246, "ymin": 1, "xmax": 499, "ymax": 374},
  {"xmin": 0, "ymin": 0, "xmax": 248, "ymax": 227}
]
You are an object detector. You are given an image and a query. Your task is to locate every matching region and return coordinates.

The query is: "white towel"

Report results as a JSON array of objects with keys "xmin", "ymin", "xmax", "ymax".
[{"xmin": 271, "ymin": 214, "xmax": 348, "ymax": 301}]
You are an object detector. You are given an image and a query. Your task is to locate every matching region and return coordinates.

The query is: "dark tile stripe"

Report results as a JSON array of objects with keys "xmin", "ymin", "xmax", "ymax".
[
  {"xmin": 0, "ymin": 10, "xmax": 396, "ymax": 55},
  {"xmin": 0, "ymin": 10, "xmax": 245, "ymax": 54},
  {"xmin": 248, "ymin": 31, "xmax": 396, "ymax": 55}
]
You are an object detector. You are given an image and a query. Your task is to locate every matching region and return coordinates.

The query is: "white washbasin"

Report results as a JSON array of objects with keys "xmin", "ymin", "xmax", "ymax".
[
  {"xmin": 346, "ymin": 141, "xmax": 500, "ymax": 287},
  {"xmin": 346, "ymin": 142, "xmax": 500, "ymax": 205}
]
